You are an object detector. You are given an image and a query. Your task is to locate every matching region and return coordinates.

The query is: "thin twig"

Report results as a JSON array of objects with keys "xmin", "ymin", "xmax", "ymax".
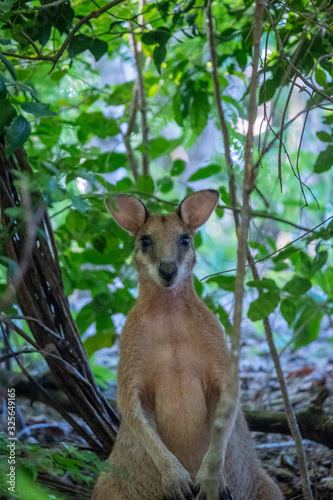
[
  {"xmin": 295, "ymin": 96, "xmax": 312, "ymax": 207},
  {"xmin": 206, "ymin": 2, "xmax": 237, "ymax": 222},
  {"xmin": 262, "ymin": 5, "xmax": 308, "ymax": 155},
  {"xmin": 132, "ymin": 21, "xmax": 149, "ymax": 175},
  {"xmin": 122, "ymin": 79, "xmax": 139, "ymax": 179},
  {"xmin": 201, "ymin": 215, "xmax": 333, "ymax": 280},
  {"xmin": 0, "ymin": 348, "xmax": 35, "ymax": 363},
  {"xmin": 0, "ymin": 314, "xmax": 64, "ymax": 341},
  {"xmin": 275, "ymin": 0, "xmax": 331, "ymax": 29},
  {"xmin": 254, "ymin": 102, "xmax": 331, "ymax": 171},
  {"xmin": 277, "ymin": 75, "xmax": 296, "ymax": 194},
  {"xmin": 267, "ymin": 8, "xmax": 333, "ymax": 106},
  {"xmin": 35, "ymin": 0, "xmax": 70, "ymax": 10}
]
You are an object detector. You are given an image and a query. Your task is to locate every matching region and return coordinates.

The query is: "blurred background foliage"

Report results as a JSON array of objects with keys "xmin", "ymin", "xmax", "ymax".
[{"xmin": 0, "ymin": 0, "xmax": 333, "ymax": 497}]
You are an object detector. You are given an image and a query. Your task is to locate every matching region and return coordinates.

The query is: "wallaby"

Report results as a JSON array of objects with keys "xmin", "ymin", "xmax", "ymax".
[{"xmin": 92, "ymin": 190, "xmax": 283, "ymax": 500}]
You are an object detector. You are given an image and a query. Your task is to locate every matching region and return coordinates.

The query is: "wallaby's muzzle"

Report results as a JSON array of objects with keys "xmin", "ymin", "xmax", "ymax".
[{"xmin": 158, "ymin": 261, "xmax": 178, "ymax": 286}]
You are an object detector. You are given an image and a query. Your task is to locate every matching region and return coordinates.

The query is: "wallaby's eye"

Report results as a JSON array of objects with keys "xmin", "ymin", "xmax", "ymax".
[
  {"xmin": 140, "ymin": 236, "xmax": 152, "ymax": 249},
  {"xmin": 180, "ymin": 235, "xmax": 190, "ymax": 246}
]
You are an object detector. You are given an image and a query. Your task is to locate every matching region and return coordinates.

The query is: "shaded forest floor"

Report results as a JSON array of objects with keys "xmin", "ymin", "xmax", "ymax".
[
  {"xmin": 240, "ymin": 326, "xmax": 333, "ymax": 500},
  {"xmin": 3, "ymin": 327, "xmax": 333, "ymax": 500}
]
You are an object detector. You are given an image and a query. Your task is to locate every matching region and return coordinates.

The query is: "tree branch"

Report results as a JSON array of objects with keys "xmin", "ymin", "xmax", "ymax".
[
  {"xmin": 207, "ymin": 1, "xmax": 238, "ymax": 223},
  {"xmin": 245, "ymin": 400, "xmax": 333, "ymax": 449},
  {"xmin": 207, "ymin": 3, "xmax": 314, "ymax": 499},
  {"xmin": 2, "ymin": 0, "xmax": 127, "ymax": 68},
  {"xmin": 205, "ymin": 1, "xmax": 264, "ymax": 498}
]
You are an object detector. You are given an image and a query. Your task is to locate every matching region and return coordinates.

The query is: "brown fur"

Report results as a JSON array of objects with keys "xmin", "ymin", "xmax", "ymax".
[{"xmin": 92, "ymin": 191, "xmax": 283, "ymax": 500}]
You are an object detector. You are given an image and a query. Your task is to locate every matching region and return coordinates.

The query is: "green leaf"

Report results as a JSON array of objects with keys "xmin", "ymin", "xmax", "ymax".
[
  {"xmin": 116, "ymin": 177, "xmax": 132, "ymax": 192},
  {"xmin": 0, "ymin": 0, "xmax": 15, "ymax": 13},
  {"xmin": 299, "ymin": 251, "xmax": 312, "ymax": 276},
  {"xmin": 36, "ymin": 118, "xmax": 62, "ymax": 148},
  {"xmin": 4, "ymin": 206, "xmax": 25, "ymax": 218},
  {"xmin": 0, "ymin": 79, "xmax": 7, "ymax": 100},
  {"xmin": 259, "ymin": 79, "xmax": 277, "ymax": 105},
  {"xmin": 91, "ymin": 364, "xmax": 116, "ymax": 388},
  {"xmin": 153, "ymin": 44, "xmax": 167, "ymax": 74},
  {"xmin": 194, "ymin": 276, "xmax": 203, "ymax": 296},
  {"xmin": 207, "ymin": 275, "xmax": 235, "ymax": 292},
  {"xmin": 219, "ymin": 27, "xmax": 237, "ymax": 41},
  {"xmin": 294, "ymin": 306, "xmax": 323, "ymax": 349},
  {"xmin": 50, "ymin": 70, "xmax": 67, "ymax": 83},
  {"xmin": 246, "ymin": 278, "xmax": 279, "ymax": 290},
  {"xmin": 0, "ymin": 99, "xmax": 17, "ymax": 133},
  {"xmin": 215, "ymin": 206, "xmax": 224, "ymax": 218},
  {"xmin": 145, "ymin": 136, "xmax": 182, "ymax": 160},
  {"xmin": 157, "ymin": 176, "xmax": 173, "ymax": 193},
  {"xmin": 272, "ymin": 245, "xmax": 298, "ymax": 262},
  {"xmin": 84, "ymin": 328, "xmax": 115, "ymax": 356},
  {"xmin": 107, "ymin": 82, "xmax": 134, "ymax": 105},
  {"xmin": 5, "ymin": 115, "xmax": 31, "ymax": 157},
  {"xmin": 280, "ymin": 297, "xmax": 297, "ymax": 324},
  {"xmin": 218, "ymin": 306, "xmax": 232, "ymax": 336},
  {"xmin": 68, "ymin": 34, "xmax": 93, "ymax": 58},
  {"xmin": 247, "ymin": 290, "xmax": 280, "ymax": 322},
  {"xmin": 219, "ymin": 186, "xmax": 230, "ymax": 205},
  {"xmin": 76, "ymin": 302, "xmax": 95, "ymax": 334},
  {"xmin": 316, "ymin": 131, "xmax": 332, "ymax": 142},
  {"xmin": 315, "ymin": 68, "xmax": 326, "ymax": 87},
  {"xmin": 0, "ymin": 38, "xmax": 11, "ymax": 45},
  {"xmin": 0, "ymin": 256, "xmax": 19, "ymax": 277},
  {"xmin": 190, "ymin": 91, "xmax": 209, "ymax": 136},
  {"xmin": 313, "ymin": 145, "xmax": 333, "ymax": 173},
  {"xmin": 66, "ymin": 210, "xmax": 87, "ymax": 235},
  {"xmin": 283, "ymin": 276, "xmax": 311, "ymax": 296},
  {"xmin": 188, "ymin": 164, "xmax": 221, "ymax": 182},
  {"xmin": 194, "ymin": 231, "xmax": 202, "ymax": 247},
  {"xmin": 141, "ymin": 27, "xmax": 171, "ymax": 45},
  {"xmin": 173, "ymin": 93, "xmax": 183, "ymax": 126},
  {"xmin": 171, "ymin": 159, "xmax": 185, "ymax": 176},
  {"xmin": 267, "ymin": 236, "xmax": 277, "ymax": 251},
  {"xmin": 180, "ymin": 0, "xmax": 196, "ymax": 13},
  {"xmin": 0, "ymin": 53, "xmax": 17, "ymax": 80},
  {"xmin": 137, "ymin": 174, "xmax": 154, "ymax": 195},
  {"xmin": 90, "ymin": 38, "xmax": 108, "ymax": 61},
  {"xmin": 312, "ymin": 250, "xmax": 328, "ymax": 273},
  {"xmin": 235, "ymin": 48, "xmax": 247, "ymax": 70},
  {"xmin": 77, "ymin": 112, "xmax": 120, "ymax": 141},
  {"xmin": 316, "ymin": 268, "xmax": 333, "ymax": 297},
  {"xmin": 21, "ymin": 102, "xmax": 57, "ymax": 117}
]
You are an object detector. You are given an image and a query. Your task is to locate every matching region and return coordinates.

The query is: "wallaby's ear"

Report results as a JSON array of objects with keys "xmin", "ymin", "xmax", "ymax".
[
  {"xmin": 105, "ymin": 195, "xmax": 149, "ymax": 235},
  {"xmin": 178, "ymin": 189, "xmax": 219, "ymax": 230}
]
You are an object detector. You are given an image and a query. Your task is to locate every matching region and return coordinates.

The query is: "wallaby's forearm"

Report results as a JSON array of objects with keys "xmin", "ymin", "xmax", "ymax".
[{"xmin": 119, "ymin": 389, "xmax": 186, "ymax": 475}]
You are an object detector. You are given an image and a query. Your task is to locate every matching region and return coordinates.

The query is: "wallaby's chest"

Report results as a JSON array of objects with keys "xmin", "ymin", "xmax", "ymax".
[{"xmin": 141, "ymin": 309, "xmax": 207, "ymax": 376}]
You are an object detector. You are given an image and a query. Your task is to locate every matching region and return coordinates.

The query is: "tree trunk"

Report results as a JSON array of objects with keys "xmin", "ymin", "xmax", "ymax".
[{"xmin": 0, "ymin": 139, "xmax": 119, "ymax": 453}]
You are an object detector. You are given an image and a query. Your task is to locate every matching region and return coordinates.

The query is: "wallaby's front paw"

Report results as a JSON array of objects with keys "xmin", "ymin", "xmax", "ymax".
[
  {"xmin": 162, "ymin": 468, "xmax": 196, "ymax": 500},
  {"xmin": 194, "ymin": 468, "xmax": 233, "ymax": 500},
  {"xmin": 195, "ymin": 455, "xmax": 234, "ymax": 500},
  {"xmin": 194, "ymin": 485, "xmax": 233, "ymax": 500},
  {"xmin": 218, "ymin": 486, "xmax": 233, "ymax": 500}
]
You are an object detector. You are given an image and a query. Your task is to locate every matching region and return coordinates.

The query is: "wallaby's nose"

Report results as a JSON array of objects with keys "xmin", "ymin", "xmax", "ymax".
[{"xmin": 158, "ymin": 261, "xmax": 178, "ymax": 282}]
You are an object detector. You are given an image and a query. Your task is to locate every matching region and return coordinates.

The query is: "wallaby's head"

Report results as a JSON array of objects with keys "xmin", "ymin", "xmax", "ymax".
[{"xmin": 106, "ymin": 190, "xmax": 219, "ymax": 289}]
